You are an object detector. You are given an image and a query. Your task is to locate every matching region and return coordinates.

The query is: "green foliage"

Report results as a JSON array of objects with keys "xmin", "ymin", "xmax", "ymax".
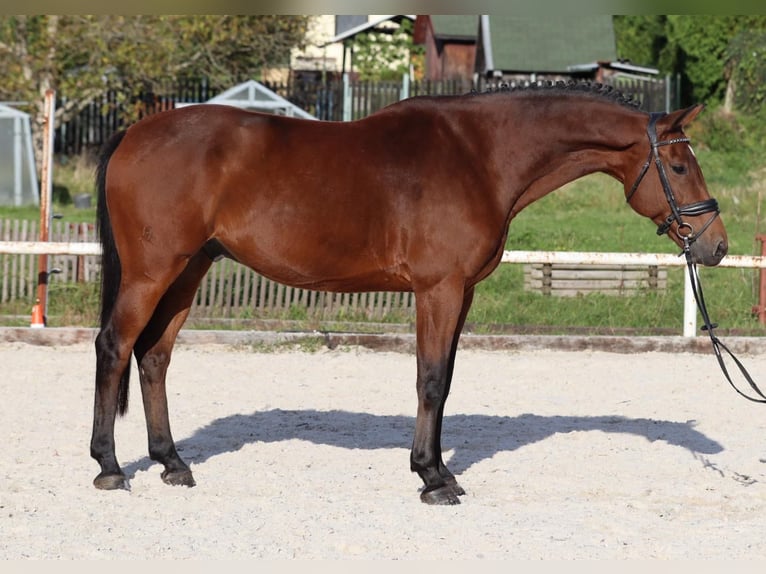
[
  {"xmin": 614, "ymin": 15, "xmax": 766, "ymax": 111},
  {"xmin": 726, "ymin": 27, "xmax": 766, "ymax": 113},
  {"xmin": 664, "ymin": 15, "xmax": 742, "ymax": 104},
  {"xmin": 613, "ymin": 15, "xmax": 669, "ymax": 70},
  {"xmin": 0, "ymin": 15, "xmax": 311, "ymax": 169},
  {"xmin": 685, "ymin": 104, "xmax": 766, "ymax": 191}
]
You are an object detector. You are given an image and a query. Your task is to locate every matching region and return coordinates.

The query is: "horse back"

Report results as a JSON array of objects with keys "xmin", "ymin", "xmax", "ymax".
[{"xmin": 104, "ymin": 103, "xmax": 507, "ymax": 292}]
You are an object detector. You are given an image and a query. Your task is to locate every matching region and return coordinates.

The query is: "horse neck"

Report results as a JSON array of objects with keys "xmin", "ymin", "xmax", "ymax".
[{"xmin": 472, "ymin": 95, "xmax": 648, "ymax": 215}]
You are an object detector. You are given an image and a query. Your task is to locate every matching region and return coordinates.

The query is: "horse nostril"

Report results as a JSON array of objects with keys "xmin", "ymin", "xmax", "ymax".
[{"xmin": 715, "ymin": 240, "xmax": 728, "ymax": 260}]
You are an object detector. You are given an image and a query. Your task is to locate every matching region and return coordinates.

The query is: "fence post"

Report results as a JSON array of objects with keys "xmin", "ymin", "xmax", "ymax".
[
  {"xmin": 401, "ymin": 73, "xmax": 410, "ymax": 100},
  {"xmin": 754, "ymin": 234, "xmax": 766, "ymax": 325},
  {"xmin": 683, "ymin": 266, "xmax": 697, "ymax": 337},
  {"xmin": 342, "ymin": 73, "xmax": 351, "ymax": 122},
  {"xmin": 665, "ymin": 74, "xmax": 671, "ymax": 113},
  {"xmin": 36, "ymin": 89, "xmax": 56, "ymax": 326}
]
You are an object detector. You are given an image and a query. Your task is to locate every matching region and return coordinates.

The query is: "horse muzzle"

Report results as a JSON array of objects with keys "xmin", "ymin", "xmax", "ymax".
[{"xmin": 688, "ymin": 234, "xmax": 728, "ymax": 267}]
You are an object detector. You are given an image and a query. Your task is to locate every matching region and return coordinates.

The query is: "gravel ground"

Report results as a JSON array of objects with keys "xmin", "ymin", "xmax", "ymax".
[{"xmin": 2, "ymin": 337, "xmax": 766, "ymax": 559}]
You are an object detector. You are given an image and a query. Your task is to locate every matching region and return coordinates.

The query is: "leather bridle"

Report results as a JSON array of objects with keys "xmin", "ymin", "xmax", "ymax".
[
  {"xmin": 626, "ymin": 111, "xmax": 720, "ymax": 245},
  {"xmin": 627, "ymin": 111, "xmax": 766, "ymax": 404}
]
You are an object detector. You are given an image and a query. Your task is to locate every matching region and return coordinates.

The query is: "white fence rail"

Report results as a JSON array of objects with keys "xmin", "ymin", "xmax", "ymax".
[
  {"xmin": 0, "ymin": 241, "xmax": 100, "ymax": 255},
  {"xmin": 2, "ymin": 241, "xmax": 766, "ymax": 337},
  {"xmin": 501, "ymin": 250, "xmax": 766, "ymax": 337}
]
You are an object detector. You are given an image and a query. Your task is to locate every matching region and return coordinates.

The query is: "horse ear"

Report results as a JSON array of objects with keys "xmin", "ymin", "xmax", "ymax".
[{"xmin": 658, "ymin": 103, "xmax": 705, "ymax": 134}]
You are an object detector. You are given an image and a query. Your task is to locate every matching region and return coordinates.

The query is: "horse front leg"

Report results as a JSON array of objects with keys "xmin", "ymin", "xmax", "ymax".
[
  {"xmin": 411, "ymin": 278, "xmax": 474, "ymax": 505},
  {"xmin": 434, "ymin": 286, "xmax": 474, "ymax": 497},
  {"xmin": 134, "ymin": 252, "xmax": 212, "ymax": 487}
]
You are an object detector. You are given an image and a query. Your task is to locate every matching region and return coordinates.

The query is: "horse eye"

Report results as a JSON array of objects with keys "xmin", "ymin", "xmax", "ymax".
[{"xmin": 671, "ymin": 164, "xmax": 687, "ymax": 175}]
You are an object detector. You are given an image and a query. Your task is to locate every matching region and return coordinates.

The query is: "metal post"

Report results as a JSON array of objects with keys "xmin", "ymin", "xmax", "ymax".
[
  {"xmin": 13, "ymin": 116, "xmax": 22, "ymax": 206},
  {"xmin": 755, "ymin": 234, "xmax": 766, "ymax": 325},
  {"xmin": 36, "ymin": 89, "xmax": 55, "ymax": 325}
]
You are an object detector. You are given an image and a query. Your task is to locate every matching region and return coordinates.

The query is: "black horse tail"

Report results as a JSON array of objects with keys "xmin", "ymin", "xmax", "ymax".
[{"xmin": 96, "ymin": 129, "xmax": 130, "ymax": 415}]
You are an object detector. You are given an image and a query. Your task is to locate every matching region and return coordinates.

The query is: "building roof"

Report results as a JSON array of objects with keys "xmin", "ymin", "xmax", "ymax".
[
  {"xmin": 429, "ymin": 15, "xmax": 478, "ymax": 40},
  {"xmin": 176, "ymin": 80, "xmax": 316, "ymax": 120},
  {"xmin": 323, "ymin": 14, "xmax": 416, "ymax": 46},
  {"xmin": 479, "ymin": 15, "xmax": 617, "ymax": 75}
]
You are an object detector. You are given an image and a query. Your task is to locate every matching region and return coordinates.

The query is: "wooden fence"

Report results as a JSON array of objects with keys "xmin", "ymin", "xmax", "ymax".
[
  {"xmin": 523, "ymin": 263, "xmax": 668, "ymax": 297},
  {"xmin": 54, "ymin": 77, "xmax": 474, "ymax": 156},
  {"xmin": 53, "ymin": 75, "xmax": 674, "ymax": 156},
  {"xmin": 1, "ymin": 219, "xmax": 99, "ymax": 303},
  {"xmin": 0, "ymin": 218, "xmax": 416, "ymax": 319}
]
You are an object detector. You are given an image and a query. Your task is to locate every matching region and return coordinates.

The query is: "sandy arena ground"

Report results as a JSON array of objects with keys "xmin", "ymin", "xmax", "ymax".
[{"xmin": 2, "ymin": 336, "xmax": 766, "ymax": 559}]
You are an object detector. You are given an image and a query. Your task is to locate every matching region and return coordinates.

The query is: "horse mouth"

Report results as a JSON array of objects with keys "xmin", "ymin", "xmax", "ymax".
[{"xmin": 691, "ymin": 238, "xmax": 728, "ymax": 267}]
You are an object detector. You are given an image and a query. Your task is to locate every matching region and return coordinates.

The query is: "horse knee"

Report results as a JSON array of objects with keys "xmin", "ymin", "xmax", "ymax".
[
  {"xmin": 418, "ymin": 369, "xmax": 448, "ymax": 407},
  {"xmin": 425, "ymin": 380, "xmax": 447, "ymax": 406}
]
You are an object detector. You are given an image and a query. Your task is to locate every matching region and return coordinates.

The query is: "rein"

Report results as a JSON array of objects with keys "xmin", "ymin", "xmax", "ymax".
[
  {"xmin": 683, "ymin": 238, "xmax": 766, "ymax": 403},
  {"xmin": 630, "ymin": 112, "xmax": 766, "ymax": 404}
]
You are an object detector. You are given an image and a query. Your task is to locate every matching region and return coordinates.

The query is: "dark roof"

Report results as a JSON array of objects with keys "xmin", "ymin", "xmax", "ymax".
[
  {"xmin": 430, "ymin": 15, "xmax": 478, "ymax": 40},
  {"xmin": 480, "ymin": 15, "xmax": 617, "ymax": 74}
]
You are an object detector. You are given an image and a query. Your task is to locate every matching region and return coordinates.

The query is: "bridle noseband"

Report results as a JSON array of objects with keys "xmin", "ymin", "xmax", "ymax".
[{"xmin": 626, "ymin": 112, "xmax": 720, "ymax": 245}]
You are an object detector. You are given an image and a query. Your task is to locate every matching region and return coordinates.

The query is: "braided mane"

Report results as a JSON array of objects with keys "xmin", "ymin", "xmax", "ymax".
[{"xmin": 479, "ymin": 80, "xmax": 642, "ymax": 110}]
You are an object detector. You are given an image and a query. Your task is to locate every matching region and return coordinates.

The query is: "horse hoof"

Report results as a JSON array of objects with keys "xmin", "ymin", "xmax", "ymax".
[
  {"xmin": 444, "ymin": 477, "xmax": 466, "ymax": 497},
  {"xmin": 93, "ymin": 472, "xmax": 130, "ymax": 491},
  {"xmin": 420, "ymin": 485, "xmax": 462, "ymax": 505},
  {"xmin": 161, "ymin": 469, "xmax": 196, "ymax": 487}
]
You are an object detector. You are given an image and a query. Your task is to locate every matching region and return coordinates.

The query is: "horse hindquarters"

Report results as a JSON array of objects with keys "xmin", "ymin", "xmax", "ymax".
[{"xmin": 91, "ymin": 129, "xmax": 211, "ymax": 489}]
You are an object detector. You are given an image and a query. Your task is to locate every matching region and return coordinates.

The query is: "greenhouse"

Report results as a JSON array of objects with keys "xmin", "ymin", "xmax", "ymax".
[
  {"xmin": 0, "ymin": 103, "xmax": 38, "ymax": 206},
  {"xmin": 177, "ymin": 79, "xmax": 316, "ymax": 120}
]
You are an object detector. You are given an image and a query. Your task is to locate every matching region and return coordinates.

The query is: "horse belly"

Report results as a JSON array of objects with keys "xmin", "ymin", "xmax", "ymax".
[{"xmin": 220, "ymin": 217, "xmax": 412, "ymax": 293}]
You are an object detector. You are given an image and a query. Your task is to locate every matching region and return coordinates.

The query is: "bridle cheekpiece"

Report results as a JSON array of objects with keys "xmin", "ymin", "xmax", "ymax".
[{"xmin": 626, "ymin": 111, "xmax": 720, "ymax": 247}]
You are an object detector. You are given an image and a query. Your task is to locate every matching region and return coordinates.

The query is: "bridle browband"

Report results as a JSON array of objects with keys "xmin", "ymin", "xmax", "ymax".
[
  {"xmin": 626, "ymin": 111, "xmax": 720, "ymax": 244},
  {"xmin": 628, "ymin": 112, "xmax": 766, "ymax": 404}
]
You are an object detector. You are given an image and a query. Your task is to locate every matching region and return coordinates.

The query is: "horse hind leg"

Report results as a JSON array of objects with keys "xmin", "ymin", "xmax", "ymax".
[
  {"xmin": 133, "ymin": 251, "xmax": 213, "ymax": 487},
  {"xmin": 92, "ymin": 271, "xmax": 185, "ymax": 490}
]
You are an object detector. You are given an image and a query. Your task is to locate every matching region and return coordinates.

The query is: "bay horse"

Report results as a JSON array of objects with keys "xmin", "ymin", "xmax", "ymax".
[{"xmin": 91, "ymin": 81, "xmax": 727, "ymax": 505}]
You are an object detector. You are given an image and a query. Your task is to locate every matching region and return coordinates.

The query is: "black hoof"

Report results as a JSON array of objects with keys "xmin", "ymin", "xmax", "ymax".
[
  {"xmin": 93, "ymin": 472, "xmax": 130, "ymax": 491},
  {"xmin": 420, "ymin": 484, "xmax": 462, "ymax": 505},
  {"xmin": 444, "ymin": 477, "xmax": 466, "ymax": 497},
  {"xmin": 161, "ymin": 468, "xmax": 196, "ymax": 487}
]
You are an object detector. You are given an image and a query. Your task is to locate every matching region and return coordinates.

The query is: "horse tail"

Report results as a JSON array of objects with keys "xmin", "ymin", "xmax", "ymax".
[{"xmin": 96, "ymin": 129, "xmax": 130, "ymax": 415}]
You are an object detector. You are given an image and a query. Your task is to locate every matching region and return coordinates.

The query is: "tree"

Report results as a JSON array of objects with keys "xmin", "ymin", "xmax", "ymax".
[
  {"xmin": 614, "ymin": 15, "xmax": 766, "ymax": 111},
  {"xmin": 613, "ymin": 15, "xmax": 669, "ymax": 71},
  {"xmin": 724, "ymin": 24, "xmax": 766, "ymax": 113},
  {"xmin": 0, "ymin": 15, "xmax": 310, "ymax": 171}
]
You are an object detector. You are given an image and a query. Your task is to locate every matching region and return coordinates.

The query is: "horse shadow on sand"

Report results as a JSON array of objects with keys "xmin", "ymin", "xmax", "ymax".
[{"xmin": 121, "ymin": 404, "xmax": 723, "ymax": 481}]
